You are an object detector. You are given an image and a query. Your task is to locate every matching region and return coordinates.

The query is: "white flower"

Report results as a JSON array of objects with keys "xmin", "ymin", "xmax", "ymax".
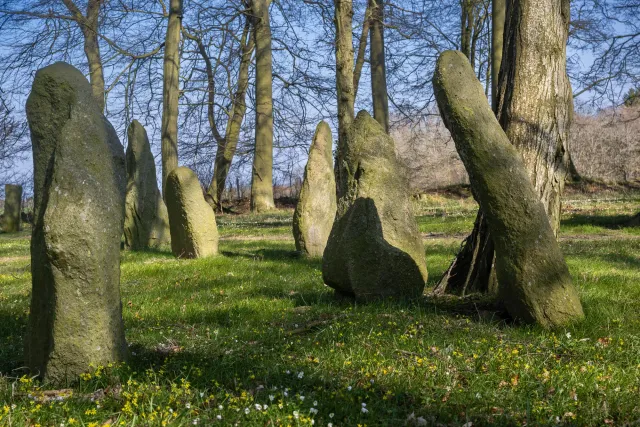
[
  {"xmin": 254, "ymin": 404, "xmax": 263, "ymax": 411},
  {"xmin": 185, "ymin": 403, "xmax": 191, "ymax": 409},
  {"xmin": 299, "ymin": 395, "xmax": 305, "ymax": 401},
  {"xmin": 264, "ymin": 404, "xmax": 268, "ymax": 410},
  {"xmin": 218, "ymin": 405, "xmax": 224, "ymax": 410},
  {"xmin": 328, "ymin": 424, "xmax": 333, "ymax": 427},
  {"xmin": 361, "ymin": 407, "xmax": 369, "ymax": 414},
  {"xmin": 298, "ymin": 371, "xmax": 304, "ymax": 379},
  {"xmin": 293, "ymin": 410, "xmax": 300, "ymax": 419},
  {"xmin": 347, "ymin": 386, "xmax": 352, "ymax": 391},
  {"xmin": 313, "ymin": 400, "xmax": 318, "ymax": 406},
  {"xmin": 286, "ymin": 370, "xmax": 291, "ymax": 374},
  {"xmin": 566, "ymin": 332, "xmax": 572, "ymax": 339},
  {"xmin": 284, "ymin": 391, "xmax": 289, "ymax": 397},
  {"xmin": 192, "ymin": 418, "xmax": 199, "ymax": 425},
  {"xmin": 216, "ymin": 415, "xmax": 222, "ymax": 420},
  {"xmin": 370, "ymin": 379, "xmax": 375, "ymax": 384},
  {"xmin": 311, "ymin": 420, "xmax": 315, "ymax": 425},
  {"xmin": 169, "ymin": 408, "xmax": 174, "ymax": 413},
  {"xmin": 475, "ymin": 392, "xmax": 481, "ymax": 399},
  {"xmin": 361, "ymin": 402, "xmax": 367, "ymax": 407},
  {"xmin": 244, "ymin": 407, "xmax": 250, "ymax": 414},
  {"xmin": 310, "ymin": 408, "xmax": 318, "ymax": 414},
  {"xmin": 200, "ymin": 392, "xmax": 205, "ymax": 398},
  {"xmin": 269, "ymin": 395, "xmax": 275, "ymax": 401},
  {"xmin": 329, "ymin": 413, "xmax": 334, "ymax": 418}
]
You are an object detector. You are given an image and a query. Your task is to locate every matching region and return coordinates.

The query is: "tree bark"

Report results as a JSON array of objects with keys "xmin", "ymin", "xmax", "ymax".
[
  {"xmin": 161, "ymin": 0, "xmax": 182, "ymax": 194},
  {"xmin": 460, "ymin": 0, "xmax": 473, "ymax": 61},
  {"xmin": 491, "ymin": 0, "xmax": 505, "ymax": 112},
  {"xmin": 334, "ymin": 0, "xmax": 356, "ymax": 198},
  {"xmin": 207, "ymin": 18, "xmax": 254, "ymax": 211},
  {"xmin": 62, "ymin": 0, "xmax": 105, "ymax": 111},
  {"xmin": 435, "ymin": 0, "xmax": 573, "ymax": 296},
  {"xmin": 369, "ymin": 0, "xmax": 389, "ymax": 132},
  {"xmin": 250, "ymin": 0, "xmax": 275, "ymax": 212},
  {"xmin": 496, "ymin": 0, "xmax": 573, "ymax": 234},
  {"xmin": 433, "ymin": 50, "xmax": 583, "ymax": 328}
]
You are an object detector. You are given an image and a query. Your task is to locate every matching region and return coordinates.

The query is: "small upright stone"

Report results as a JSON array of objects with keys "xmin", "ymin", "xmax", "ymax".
[
  {"xmin": 293, "ymin": 122, "xmax": 337, "ymax": 257},
  {"xmin": 3, "ymin": 184, "xmax": 23, "ymax": 232},
  {"xmin": 123, "ymin": 120, "xmax": 171, "ymax": 250},
  {"xmin": 165, "ymin": 167, "xmax": 219, "ymax": 258},
  {"xmin": 25, "ymin": 62, "xmax": 128, "ymax": 382},
  {"xmin": 322, "ymin": 111, "xmax": 428, "ymax": 300}
]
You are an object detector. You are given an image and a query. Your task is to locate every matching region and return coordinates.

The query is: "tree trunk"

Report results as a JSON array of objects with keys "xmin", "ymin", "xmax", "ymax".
[
  {"xmin": 353, "ymin": 3, "xmax": 372, "ymax": 99},
  {"xmin": 491, "ymin": 0, "xmax": 505, "ymax": 112},
  {"xmin": 435, "ymin": 0, "xmax": 572, "ymax": 296},
  {"xmin": 250, "ymin": 0, "xmax": 275, "ymax": 212},
  {"xmin": 496, "ymin": 0, "xmax": 572, "ymax": 234},
  {"xmin": 207, "ymin": 18, "xmax": 254, "ymax": 211},
  {"xmin": 433, "ymin": 50, "xmax": 583, "ymax": 328},
  {"xmin": 369, "ymin": 0, "xmax": 389, "ymax": 132},
  {"xmin": 334, "ymin": 0, "xmax": 356, "ymax": 198},
  {"xmin": 460, "ymin": 0, "xmax": 473, "ymax": 60},
  {"xmin": 62, "ymin": 0, "xmax": 105, "ymax": 111},
  {"xmin": 161, "ymin": 0, "xmax": 182, "ymax": 194}
]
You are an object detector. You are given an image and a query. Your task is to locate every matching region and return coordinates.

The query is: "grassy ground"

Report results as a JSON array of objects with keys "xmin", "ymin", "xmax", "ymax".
[{"xmin": 0, "ymin": 189, "xmax": 639, "ymax": 426}]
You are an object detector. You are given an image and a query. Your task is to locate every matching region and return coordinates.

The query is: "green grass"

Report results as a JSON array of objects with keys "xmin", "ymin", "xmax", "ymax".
[{"xmin": 0, "ymin": 193, "xmax": 639, "ymax": 426}]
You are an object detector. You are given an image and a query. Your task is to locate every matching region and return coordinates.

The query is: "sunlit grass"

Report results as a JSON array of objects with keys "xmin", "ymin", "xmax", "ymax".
[{"xmin": 0, "ymin": 193, "xmax": 638, "ymax": 426}]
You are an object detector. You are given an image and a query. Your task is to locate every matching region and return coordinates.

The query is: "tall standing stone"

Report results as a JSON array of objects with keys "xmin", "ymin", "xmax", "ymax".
[
  {"xmin": 293, "ymin": 122, "xmax": 337, "ymax": 257},
  {"xmin": 322, "ymin": 111, "xmax": 428, "ymax": 300},
  {"xmin": 3, "ymin": 184, "xmax": 22, "ymax": 232},
  {"xmin": 165, "ymin": 167, "xmax": 219, "ymax": 258},
  {"xmin": 25, "ymin": 62, "xmax": 128, "ymax": 382},
  {"xmin": 432, "ymin": 51, "xmax": 583, "ymax": 327},
  {"xmin": 124, "ymin": 120, "xmax": 171, "ymax": 250}
]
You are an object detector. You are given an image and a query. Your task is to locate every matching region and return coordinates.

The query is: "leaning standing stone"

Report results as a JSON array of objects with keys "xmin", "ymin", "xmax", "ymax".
[
  {"xmin": 293, "ymin": 121, "xmax": 337, "ymax": 257},
  {"xmin": 25, "ymin": 62, "xmax": 128, "ymax": 382},
  {"xmin": 165, "ymin": 167, "xmax": 219, "ymax": 258},
  {"xmin": 3, "ymin": 184, "xmax": 22, "ymax": 232},
  {"xmin": 123, "ymin": 120, "xmax": 171, "ymax": 250},
  {"xmin": 432, "ymin": 51, "xmax": 584, "ymax": 327},
  {"xmin": 322, "ymin": 111, "xmax": 428, "ymax": 300}
]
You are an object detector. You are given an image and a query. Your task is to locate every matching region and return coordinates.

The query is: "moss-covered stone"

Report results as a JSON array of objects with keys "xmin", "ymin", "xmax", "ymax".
[
  {"xmin": 3, "ymin": 184, "xmax": 22, "ymax": 232},
  {"xmin": 165, "ymin": 167, "xmax": 218, "ymax": 258},
  {"xmin": 123, "ymin": 120, "xmax": 171, "ymax": 250},
  {"xmin": 25, "ymin": 62, "xmax": 128, "ymax": 382},
  {"xmin": 432, "ymin": 51, "xmax": 584, "ymax": 328},
  {"xmin": 292, "ymin": 122, "xmax": 337, "ymax": 257},
  {"xmin": 322, "ymin": 111, "xmax": 427, "ymax": 300}
]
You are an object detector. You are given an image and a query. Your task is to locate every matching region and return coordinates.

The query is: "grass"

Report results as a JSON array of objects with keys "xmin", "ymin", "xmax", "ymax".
[{"xmin": 0, "ymin": 190, "xmax": 639, "ymax": 426}]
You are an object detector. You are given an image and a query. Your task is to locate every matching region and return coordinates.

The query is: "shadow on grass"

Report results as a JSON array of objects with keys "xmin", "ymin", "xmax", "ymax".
[{"xmin": 561, "ymin": 213, "xmax": 638, "ymax": 230}]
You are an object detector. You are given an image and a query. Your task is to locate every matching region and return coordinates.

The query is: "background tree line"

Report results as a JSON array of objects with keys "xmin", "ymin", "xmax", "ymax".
[{"xmin": 0, "ymin": 0, "xmax": 638, "ymax": 204}]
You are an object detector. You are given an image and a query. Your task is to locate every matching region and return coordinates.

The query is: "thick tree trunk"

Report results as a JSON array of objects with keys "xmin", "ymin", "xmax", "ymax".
[
  {"xmin": 435, "ymin": 0, "xmax": 572, "ymax": 296},
  {"xmin": 207, "ymin": 19, "xmax": 254, "ymax": 211},
  {"xmin": 491, "ymin": 0, "xmax": 505, "ymax": 112},
  {"xmin": 496, "ymin": 0, "xmax": 573, "ymax": 234},
  {"xmin": 369, "ymin": 0, "xmax": 389, "ymax": 132},
  {"xmin": 250, "ymin": 0, "xmax": 275, "ymax": 212},
  {"xmin": 62, "ymin": 0, "xmax": 105, "ymax": 111},
  {"xmin": 334, "ymin": 0, "xmax": 356, "ymax": 198},
  {"xmin": 161, "ymin": 0, "xmax": 182, "ymax": 194},
  {"xmin": 433, "ymin": 50, "xmax": 583, "ymax": 328}
]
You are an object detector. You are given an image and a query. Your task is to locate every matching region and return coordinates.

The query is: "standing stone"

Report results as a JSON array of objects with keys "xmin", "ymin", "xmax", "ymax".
[
  {"xmin": 322, "ymin": 111, "xmax": 428, "ymax": 300},
  {"xmin": 165, "ymin": 167, "xmax": 219, "ymax": 258},
  {"xmin": 3, "ymin": 184, "xmax": 22, "ymax": 232},
  {"xmin": 293, "ymin": 122, "xmax": 337, "ymax": 257},
  {"xmin": 432, "ymin": 51, "xmax": 583, "ymax": 327},
  {"xmin": 25, "ymin": 62, "xmax": 128, "ymax": 382},
  {"xmin": 123, "ymin": 120, "xmax": 171, "ymax": 250}
]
